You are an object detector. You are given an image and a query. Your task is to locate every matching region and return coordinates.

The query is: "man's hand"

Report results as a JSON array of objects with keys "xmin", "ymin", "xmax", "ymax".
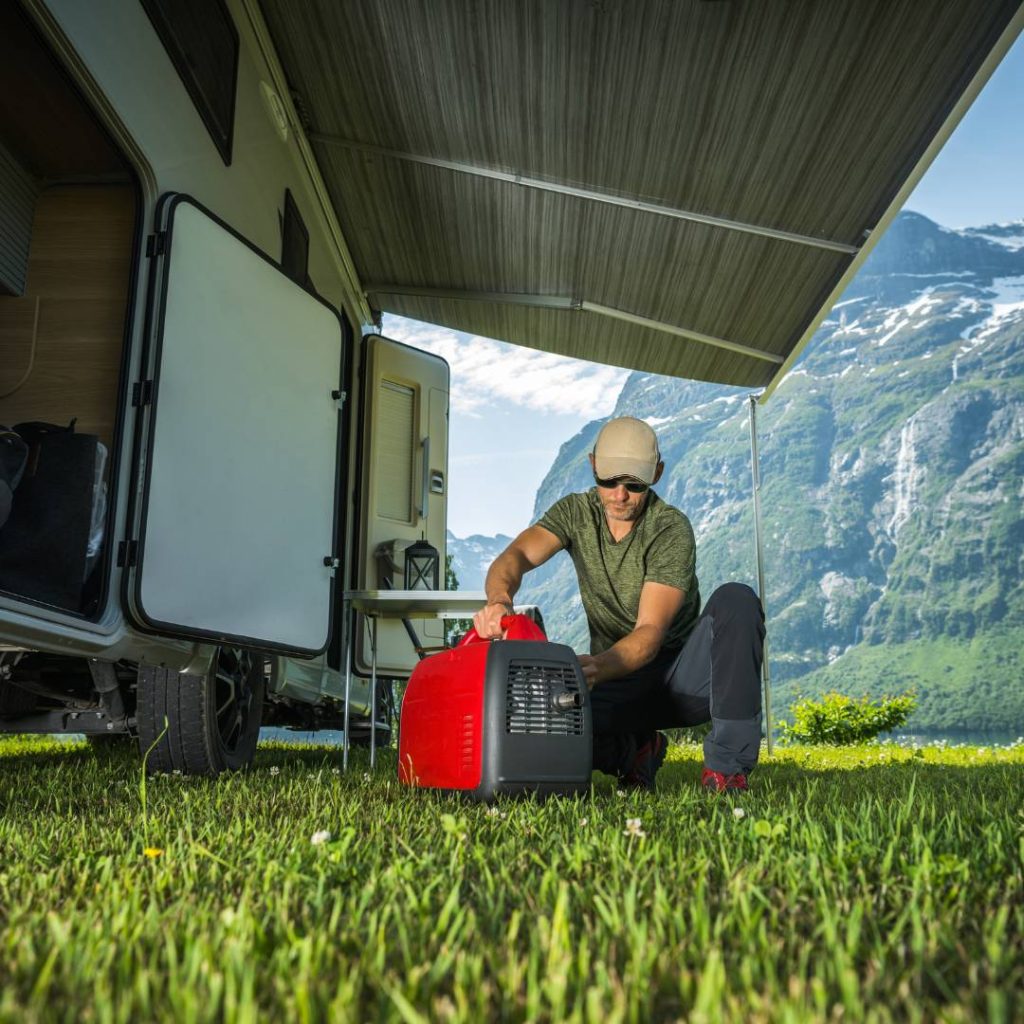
[
  {"xmin": 577, "ymin": 653, "xmax": 600, "ymax": 690},
  {"xmin": 472, "ymin": 602, "xmax": 512, "ymax": 640}
]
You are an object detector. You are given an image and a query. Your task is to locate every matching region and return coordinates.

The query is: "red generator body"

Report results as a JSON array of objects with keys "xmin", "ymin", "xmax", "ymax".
[{"xmin": 398, "ymin": 615, "xmax": 592, "ymax": 800}]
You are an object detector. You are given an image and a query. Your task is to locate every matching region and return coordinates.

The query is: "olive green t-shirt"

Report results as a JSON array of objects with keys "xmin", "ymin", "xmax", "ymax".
[{"xmin": 537, "ymin": 489, "xmax": 700, "ymax": 655}]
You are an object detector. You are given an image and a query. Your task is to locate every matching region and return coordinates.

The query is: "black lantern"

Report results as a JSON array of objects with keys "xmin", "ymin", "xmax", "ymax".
[{"xmin": 404, "ymin": 538, "xmax": 440, "ymax": 591}]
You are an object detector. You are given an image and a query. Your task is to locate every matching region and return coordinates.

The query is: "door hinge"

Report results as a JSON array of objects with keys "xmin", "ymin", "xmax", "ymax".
[
  {"xmin": 117, "ymin": 540, "xmax": 138, "ymax": 568},
  {"xmin": 132, "ymin": 380, "xmax": 153, "ymax": 407},
  {"xmin": 145, "ymin": 232, "xmax": 166, "ymax": 257}
]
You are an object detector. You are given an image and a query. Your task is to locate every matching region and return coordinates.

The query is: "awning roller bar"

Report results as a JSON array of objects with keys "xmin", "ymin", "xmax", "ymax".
[
  {"xmin": 313, "ymin": 134, "xmax": 861, "ymax": 255},
  {"xmin": 365, "ymin": 283, "xmax": 785, "ymax": 364}
]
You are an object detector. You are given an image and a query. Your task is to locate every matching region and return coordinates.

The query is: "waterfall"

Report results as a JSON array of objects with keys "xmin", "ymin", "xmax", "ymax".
[{"xmin": 887, "ymin": 416, "xmax": 924, "ymax": 539}]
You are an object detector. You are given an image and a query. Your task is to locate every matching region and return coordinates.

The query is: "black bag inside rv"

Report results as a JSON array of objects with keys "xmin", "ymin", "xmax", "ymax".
[{"xmin": 0, "ymin": 420, "xmax": 100, "ymax": 610}]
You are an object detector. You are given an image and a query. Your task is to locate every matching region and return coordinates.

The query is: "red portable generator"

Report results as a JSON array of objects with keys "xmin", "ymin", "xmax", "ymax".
[{"xmin": 398, "ymin": 615, "xmax": 592, "ymax": 800}]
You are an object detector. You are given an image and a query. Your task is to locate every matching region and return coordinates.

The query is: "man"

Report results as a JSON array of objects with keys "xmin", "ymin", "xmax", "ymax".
[{"xmin": 472, "ymin": 416, "xmax": 765, "ymax": 792}]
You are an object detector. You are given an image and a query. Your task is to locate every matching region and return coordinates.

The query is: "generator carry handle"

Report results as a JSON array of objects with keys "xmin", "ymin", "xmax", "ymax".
[{"xmin": 457, "ymin": 613, "xmax": 546, "ymax": 647}]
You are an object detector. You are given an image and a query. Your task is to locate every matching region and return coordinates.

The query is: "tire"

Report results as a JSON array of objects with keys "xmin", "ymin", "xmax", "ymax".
[
  {"xmin": 136, "ymin": 648, "xmax": 264, "ymax": 776},
  {"xmin": 348, "ymin": 724, "xmax": 393, "ymax": 748},
  {"xmin": 348, "ymin": 677, "xmax": 394, "ymax": 747}
]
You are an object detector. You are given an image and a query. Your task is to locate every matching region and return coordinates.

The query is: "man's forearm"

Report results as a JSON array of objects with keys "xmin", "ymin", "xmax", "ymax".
[
  {"xmin": 475, "ymin": 527, "xmax": 563, "ymax": 640},
  {"xmin": 484, "ymin": 547, "xmax": 533, "ymax": 608},
  {"xmin": 588, "ymin": 625, "xmax": 665, "ymax": 685}
]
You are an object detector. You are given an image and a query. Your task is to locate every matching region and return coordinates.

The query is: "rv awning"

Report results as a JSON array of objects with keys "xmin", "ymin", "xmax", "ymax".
[{"xmin": 255, "ymin": 0, "xmax": 1023, "ymax": 396}]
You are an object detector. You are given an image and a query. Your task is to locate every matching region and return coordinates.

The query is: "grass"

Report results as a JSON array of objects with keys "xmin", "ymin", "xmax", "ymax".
[{"xmin": 1, "ymin": 736, "xmax": 1022, "ymax": 1023}]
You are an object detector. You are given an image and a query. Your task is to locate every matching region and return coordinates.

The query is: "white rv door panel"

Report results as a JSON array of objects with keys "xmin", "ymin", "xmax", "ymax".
[
  {"xmin": 128, "ymin": 196, "xmax": 343, "ymax": 655},
  {"xmin": 357, "ymin": 335, "xmax": 449, "ymax": 675}
]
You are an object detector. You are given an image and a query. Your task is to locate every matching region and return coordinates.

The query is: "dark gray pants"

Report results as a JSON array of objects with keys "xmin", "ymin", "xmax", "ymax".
[{"xmin": 589, "ymin": 583, "xmax": 765, "ymax": 777}]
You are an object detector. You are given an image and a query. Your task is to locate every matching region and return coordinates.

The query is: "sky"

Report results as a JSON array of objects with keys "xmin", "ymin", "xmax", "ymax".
[
  {"xmin": 905, "ymin": 33, "xmax": 1024, "ymax": 228},
  {"xmin": 388, "ymin": 32, "xmax": 1024, "ymax": 540}
]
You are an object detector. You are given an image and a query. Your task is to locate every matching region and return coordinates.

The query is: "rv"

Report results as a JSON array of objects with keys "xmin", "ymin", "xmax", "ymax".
[
  {"xmin": 0, "ymin": 0, "xmax": 450, "ymax": 774},
  {"xmin": 2, "ymin": 0, "xmax": 1020, "ymax": 775}
]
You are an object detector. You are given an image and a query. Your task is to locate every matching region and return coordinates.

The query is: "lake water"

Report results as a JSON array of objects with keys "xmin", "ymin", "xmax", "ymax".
[
  {"xmin": 260, "ymin": 727, "xmax": 347, "ymax": 746},
  {"xmin": 41, "ymin": 727, "xmax": 1024, "ymax": 750},
  {"xmin": 881, "ymin": 729, "xmax": 1022, "ymax": 748},
  {"xmin": 259, "ymin": 727, "xmax": 1023, "ymax": 750}
]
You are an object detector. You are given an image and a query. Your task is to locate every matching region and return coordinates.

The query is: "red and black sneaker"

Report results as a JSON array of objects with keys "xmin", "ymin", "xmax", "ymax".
[
  {"xmin": 622, "ymin": 732, "xmax": 668, "ymax": 791},
  {"xmin": 701, "ymin": 767, "xmax": 749, "ymax": 793}
]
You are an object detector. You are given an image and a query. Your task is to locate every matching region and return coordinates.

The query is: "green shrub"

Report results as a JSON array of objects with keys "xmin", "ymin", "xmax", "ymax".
[{"xmin": 779, "ymin": 691, "xmax": 917, "ymax": 745}]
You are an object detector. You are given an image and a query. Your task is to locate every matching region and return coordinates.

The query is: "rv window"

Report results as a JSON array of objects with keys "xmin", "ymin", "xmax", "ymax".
[
  {"xmin": 281, "ymin": 189, "xmax": 309, "ymax": 287},
  {"xmin": 140, "ymin": 0, "xmax": 239, "ymax": 165},
  {"xmin": 376, "ymin": 380, "xmax": 415, "ymax": 523}
]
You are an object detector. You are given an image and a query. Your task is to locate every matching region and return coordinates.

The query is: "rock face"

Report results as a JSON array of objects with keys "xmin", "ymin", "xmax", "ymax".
[
  {"xmin": 445, "ymin": 530, "xmax": 513, "ymax": 592},
  {"xmin": 449, "ymin": 213, "xmax": 1024, "ymax": 733}
]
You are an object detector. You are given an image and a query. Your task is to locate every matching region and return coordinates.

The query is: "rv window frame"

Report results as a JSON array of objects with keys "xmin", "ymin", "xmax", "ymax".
[
  {"xmin": 326, "ymin": 309, "xmax": 356, "ymax": 672},
  {"xmin": 139, "ymin": 0, "xmax": 240, "ymax": 166}
]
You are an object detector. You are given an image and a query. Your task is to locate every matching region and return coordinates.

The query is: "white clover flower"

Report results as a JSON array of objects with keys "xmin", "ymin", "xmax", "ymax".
[
  {"xmin": 310, "ymin": 830, "xmax": 331, "ymax": 846},
  {"xmin": 732, "ymin": 806, "xmax": 746, "ymax": 819},
  {"xmin": 332, "ymin": 767, "xmax": 341, "ymax": 776},
  {"xmin": 579, "ymin": 818, "xmax": 588, "ymax": 827},
  {"xmin": 269, "ymin": 766, "xmax": 280, "ymax": 776},
  {"xmin": 623, "ymin": 817, "xmax": 646, "ymax": 839}
]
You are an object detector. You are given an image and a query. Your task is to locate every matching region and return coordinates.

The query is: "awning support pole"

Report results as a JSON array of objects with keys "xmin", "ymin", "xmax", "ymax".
[{"xmin": 748, "ymin": 394, "xmax": 773, "ymax": 755}]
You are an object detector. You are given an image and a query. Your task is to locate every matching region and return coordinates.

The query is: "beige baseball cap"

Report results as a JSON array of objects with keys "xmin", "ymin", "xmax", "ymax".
[{"xmin": 592, "ymin": 417, "xmax": 661, "ymax": 484}]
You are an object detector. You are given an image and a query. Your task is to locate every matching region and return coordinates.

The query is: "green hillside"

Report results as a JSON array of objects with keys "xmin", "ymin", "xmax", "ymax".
[{"xmin": 778, "ymin": 626, "xmax": 1024, "ymax": 735}]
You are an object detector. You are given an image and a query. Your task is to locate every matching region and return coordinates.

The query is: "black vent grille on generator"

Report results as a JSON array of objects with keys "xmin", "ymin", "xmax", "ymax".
[{"xmin": 505, "ymin": 662, "xmax": 585, "ymax": 736}]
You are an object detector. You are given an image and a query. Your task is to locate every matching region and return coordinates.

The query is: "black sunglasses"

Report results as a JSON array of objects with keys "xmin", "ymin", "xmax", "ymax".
[{"xmin": 593, "ymin": 474, "xmax": 649, "ymax": 494}]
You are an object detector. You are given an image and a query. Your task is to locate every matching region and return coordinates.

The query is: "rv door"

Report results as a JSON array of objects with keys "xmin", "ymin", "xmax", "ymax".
[
  {"xmin": 125, "ymin": 195, "xmax": 344, "ymax": 656},
  {"xmin": 357, "ymin": 335, "xmax": 449, "ymax": 675}
]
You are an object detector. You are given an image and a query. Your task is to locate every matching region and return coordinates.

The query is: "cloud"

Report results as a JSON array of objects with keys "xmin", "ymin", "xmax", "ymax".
[{"xmin": 382, "ymin": 315, "xmax": 629, "ymax": 417}]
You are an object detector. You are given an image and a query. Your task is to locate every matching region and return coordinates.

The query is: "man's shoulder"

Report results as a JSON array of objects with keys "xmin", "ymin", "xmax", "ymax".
[
  {"xmin": 537, "ymin": 489, "xmax": 600, "ymax": 537},
  {"xmin": 544, "ymin": 489, "xmax": 599, "ymax": 516},
  {"xmin": 645, "ymin": 491, "xmax": 692, "ymax": 529}
]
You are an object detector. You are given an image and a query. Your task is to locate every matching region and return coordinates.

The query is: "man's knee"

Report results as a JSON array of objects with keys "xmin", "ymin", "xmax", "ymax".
[{"xmin": 706, "ymin": 582, "xmax": 764, "ymax": 628}]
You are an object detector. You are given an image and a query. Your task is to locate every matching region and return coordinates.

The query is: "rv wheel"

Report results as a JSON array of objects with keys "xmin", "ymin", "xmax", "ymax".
[
  {"xmin": 349, "ymin": 677, "xmax": 395, "ymax": 747},
  {"xmin": 136, "ymin": 648, "xmax": 264, "ymax": 776}
]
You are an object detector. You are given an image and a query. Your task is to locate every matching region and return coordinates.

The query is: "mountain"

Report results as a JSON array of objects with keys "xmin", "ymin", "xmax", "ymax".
[
  {"xmin": 449, "ymin": 211, "xmax": 1024, "ymax": 735},
  {"xmin": 445, "ymin": 530, "xmax": 512, "ymax": 591}
]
